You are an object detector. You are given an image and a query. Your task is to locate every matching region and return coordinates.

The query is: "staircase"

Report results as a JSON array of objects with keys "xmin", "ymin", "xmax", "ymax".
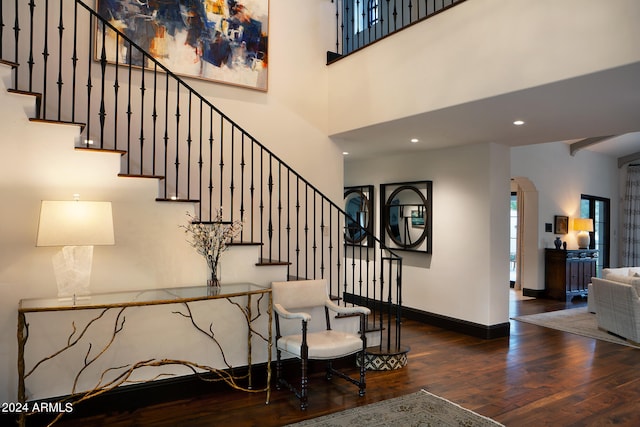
[{"xmin": 1, "ymin": 0, "xmax": 405, "ymax": 371}]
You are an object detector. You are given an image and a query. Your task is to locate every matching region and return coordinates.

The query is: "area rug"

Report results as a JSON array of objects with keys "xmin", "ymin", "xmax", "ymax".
[
  {"xmin": 512, "ymin": 307, "xmax": 640, "ymax": 349},
  {"xmin": 285, "ymin": 389, "xmax": 503, "ymax": 426}
]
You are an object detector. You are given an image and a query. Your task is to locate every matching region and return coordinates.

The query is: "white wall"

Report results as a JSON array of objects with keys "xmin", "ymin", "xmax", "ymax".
[
  {"xmin": 0, "ymin": 1, "xmax": 342, "ymax": 402},
  {"xmin": 511, "ymin": 141, "xmax": 620, "ymax": 289},
  {"xmin": 328, "ymin": 0, "xmax": 640, "ymax": 136},
  {"xmin": 345, "ymin": 143, "xmax": 511, "ymax": 326}
]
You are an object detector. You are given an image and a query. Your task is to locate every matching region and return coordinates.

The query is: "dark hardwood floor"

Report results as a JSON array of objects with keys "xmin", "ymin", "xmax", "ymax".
[{"xmin": 47, "ymin": 291, "xmax": 640, "ymax": 426}]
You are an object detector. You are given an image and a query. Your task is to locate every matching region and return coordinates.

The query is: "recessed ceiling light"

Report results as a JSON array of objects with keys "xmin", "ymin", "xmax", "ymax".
[
  {"xmin": 513, "ymin": 120, "xmax": 525, "ymax": 126},
  {"xmin": 342, "ymin": 151, "xmax": 349, "ymax": 155},
  {"xmin": 410, "ymin": 138, "xmax": 419, "ymax": 143}
]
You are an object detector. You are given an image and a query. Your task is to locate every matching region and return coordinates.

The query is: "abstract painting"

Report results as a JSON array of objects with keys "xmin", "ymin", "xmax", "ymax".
[{"xmin": 97, "ymin": 0, "xmax": 269, "ymax": 91}]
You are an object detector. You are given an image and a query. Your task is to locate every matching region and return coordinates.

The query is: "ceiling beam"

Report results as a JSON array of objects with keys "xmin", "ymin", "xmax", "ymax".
[
  {"xmin": 618, "ymin": 151, "xmax": 640, "ymax": 168},
  {"xmin": 569, "ymin": 135, "xmax": 617, "ymax": 156}
]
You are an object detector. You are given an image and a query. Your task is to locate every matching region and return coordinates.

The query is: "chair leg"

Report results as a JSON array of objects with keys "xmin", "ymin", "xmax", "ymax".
[
  {"xmin": 325, "ymin": 361, "xmax": 333, "ymax": 380},
  {"xmin": 358, "ymin": 351, "xmax": 366, "ymax": 397},
  {"xmin": 275, "ymin": 348, "xmax": 282, "ymax": 391},
  {"xmin": 300, "ymin": 355, "xmax": 308, "ymax": 410}
]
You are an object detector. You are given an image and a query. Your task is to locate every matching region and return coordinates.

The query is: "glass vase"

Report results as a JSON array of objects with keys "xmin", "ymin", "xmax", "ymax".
[{"xmin": 207, "ymin": 264, "xmax": 220, "ymax": 288}]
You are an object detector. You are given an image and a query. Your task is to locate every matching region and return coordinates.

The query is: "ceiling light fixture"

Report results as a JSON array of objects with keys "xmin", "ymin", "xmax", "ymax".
[
  {"xmin": 410, "ymin": 138, "xmax": 419, "ymax": 143},
  {"xmin": 342, "ymin": 151, "xmax": 349, "ymax": 155},
  {"xmin": 513, "ymin": 120, "xmax": 525, "ymax": 126}
]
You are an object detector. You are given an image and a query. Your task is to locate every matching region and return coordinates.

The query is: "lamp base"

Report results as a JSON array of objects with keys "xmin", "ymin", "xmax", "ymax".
[
  {"xmin": 52, "ymin": 246, "xmax": 93, "ymax": 298},
  {"xmin": 577, "ymin": 231, "xmax": 591, "ymax": 250}
]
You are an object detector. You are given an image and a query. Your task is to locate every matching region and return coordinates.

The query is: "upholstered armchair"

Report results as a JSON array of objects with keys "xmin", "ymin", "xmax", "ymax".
[
  {"xmin": 271, "ymin": 279, "xmax": 371, "ymax": 410},
  {"xmin": 591, "ymin": 277, "xmax": 640, "ymax": 344}
]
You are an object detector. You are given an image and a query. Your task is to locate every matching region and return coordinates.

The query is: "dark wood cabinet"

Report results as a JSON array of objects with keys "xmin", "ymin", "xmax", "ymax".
[{"xmin": 545, "ymin": 249, "xmax": 598, "ymax": 301}]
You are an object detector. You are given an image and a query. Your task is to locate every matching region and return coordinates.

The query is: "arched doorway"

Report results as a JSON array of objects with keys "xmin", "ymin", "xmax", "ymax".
[{"xmin": 510, "ymin": 177, "xmax": 539, "ymax": 295}]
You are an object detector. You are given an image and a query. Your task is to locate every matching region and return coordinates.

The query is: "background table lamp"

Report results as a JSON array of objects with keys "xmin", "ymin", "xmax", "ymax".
[
  {"xmin": 573, "ymin": 218, "xmax": 594, "ymax": 249},
  {"xmin": 36, "ymin": 198, "xmax": 115, "ymax": 298}
]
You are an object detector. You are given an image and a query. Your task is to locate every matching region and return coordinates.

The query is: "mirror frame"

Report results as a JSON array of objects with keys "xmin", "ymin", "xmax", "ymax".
[
  {"xmin": 380, "ymin": 181, "xmax": 433, "ymax": 253},
  {"xmin": 344, "ymin": 185, "xmax": 374, "ymax": 246}
]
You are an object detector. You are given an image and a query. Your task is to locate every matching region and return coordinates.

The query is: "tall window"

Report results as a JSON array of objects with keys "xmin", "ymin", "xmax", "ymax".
[
  {"xmin": 353, "ymin": 0, "xmax": 379, "ymax": 33},
  {"xmin": 581, "ymin": 194, "xmax": 610, "ymax": 274}
]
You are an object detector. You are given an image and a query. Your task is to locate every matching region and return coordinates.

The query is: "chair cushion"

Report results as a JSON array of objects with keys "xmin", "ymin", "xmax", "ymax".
[{"xmin": 277, "ymin": 330, "xmax": 364, "ymax": 360}]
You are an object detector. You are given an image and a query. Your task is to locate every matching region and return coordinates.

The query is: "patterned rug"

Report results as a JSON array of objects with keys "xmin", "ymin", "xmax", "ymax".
[
  {"xmin": 285, "ymin": 389, "xmax": 503, "ymax": 426},
  {"xmin": 512, "ymin": 307, "xmax": 640, "ymax": 349}
]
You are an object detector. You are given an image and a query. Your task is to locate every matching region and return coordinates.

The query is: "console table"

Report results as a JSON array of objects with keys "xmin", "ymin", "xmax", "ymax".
[
  {"xmin": 17, "ymin": 283, "xmax": 272, "ymax": 426},
  {"xmin": 545, "ymin": 249, "xmax": 598, "ymax": 301}
]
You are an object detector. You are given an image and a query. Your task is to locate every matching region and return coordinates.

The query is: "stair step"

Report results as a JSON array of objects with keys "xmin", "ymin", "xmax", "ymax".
[
  {"xmin": 29, "ymin": 118, "xmax": 86, "ymax": 131},
  {"xmin": 0, "ymin": 59, "xmax": 19, "ymax": 68},
  {"xmin": 7, "ymin": 89, "xmax": 42, "ymax": 118},
  {"xmin": 256, "ymin": 258, "xmax": 291, "ymax": 266},
  {"xmin": 119, "ymin": 173, "xmax": 165, "ymax": 179},
  {"xmin": 156, "ymin": 198, "xmax": 200, "ymax": 203},
  {"xmin": 76, "ymin": 147, "xmax": 127, "ymax": 155}
]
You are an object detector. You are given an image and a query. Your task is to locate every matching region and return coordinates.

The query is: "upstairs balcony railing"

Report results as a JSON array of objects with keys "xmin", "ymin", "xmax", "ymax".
[
  {"xmin": 1, "ymin": 1, "xmax": 403, "ymax": 359},
  {"xmin": 329, "ymin": 0, "xmax": 465, "ymax": 60}
]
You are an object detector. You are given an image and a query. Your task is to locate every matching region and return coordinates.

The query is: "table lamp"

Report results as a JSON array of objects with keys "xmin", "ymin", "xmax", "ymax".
[
  {"xmin": 573, "ymin": 218, "xmax": 593, "ymax": 249},
  {"xmin": 36, "ymin": 197, "xmax": 115, "ymax": 299}
]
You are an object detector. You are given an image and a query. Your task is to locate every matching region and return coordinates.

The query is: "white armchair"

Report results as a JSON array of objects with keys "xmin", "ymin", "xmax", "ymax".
[
  {"xmin": 272, "ymin": 279, "xmax": 371, "ymax": 410},
  {"xmin": 591, "ymin": 277, "xmax": 640, "ymax": 344}
]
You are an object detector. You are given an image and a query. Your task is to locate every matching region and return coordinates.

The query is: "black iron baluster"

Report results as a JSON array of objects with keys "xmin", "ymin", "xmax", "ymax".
[
  {"xmin": 125, "ymin": 43, "xmax": 133, "ymax": 172},
  {"xmin": 27, "ymin": 0, "xmax": 35, "ymax": 91},
  {"xmin": 320, "ymin": 198, "xmax": 325, "ymax": 279},
  {"xmin": 113, "ymin": 34, "xmax": 120, "ymax": 151},
  {"xmin": 239, "ymin": 133, "xmax": 246, "ymax": 241},
  {"xmin": 139, "ymin": 61, "xmax": 147, "ymax": 173},
  {"xmin": 267, "ymin": 154, "xmax": 273, "ymax": 260},
  {"xmin": 395, "ymin": 258, "xmax": 402, "ymax": 349},
  {"xmin": 197, "ymin": 100, "xmax": 203, "ymax": 220},
  {"xmin": 174, "ymin": 81, "xmax": 180, "ymax": 200},
  {"xmin": 230, "ymin": 127, "xmax": 236, "ymax": 225},
  {"xmin": 85, "ymin": 12, "xmax": 93, "ymax": 146},
  {"xmin": 259, "ymin": 146, "xmax": 264, "ymax": 260},
  {"xmin": 219, "ymin": 117, "xmax": 225, "ymax": 210},
  {"xmin": 41, "ymin": 0, "xmax": 50, "ymax": 119},
  {"xmin": 162, "ymin": 73, "xmax": 169, "ymax": 199},
  {"xmin": 333, "ymin": 0, "xmax": 340, "ymax": 55},
  {"xmin": 250, "ymin": 142, "xmax": 255, "ymax": 243},
  {"xmin": 207, "ymin": 109, "xmax": 214, "ymax": 221},
  {"xmin": 185, "ymin": 91, "xmax": 192, "ymax": 199},
  {"xmin": 345, "ymin": 1, "xmax": 352, "ymax": 55},
  {"xmin": 286, "ymin": 170, "xmax": 292, "ymax": 278},
  {"xmin": 277, "ymin": 162, "xmax": 282, "ymax": 262},
  {"xmin": 304, "ymin": 183, "xmax": 309, "ymax": 278},
  {"xmin": 11, "ymin": 0, "xmax": 20, "ymax": 87},
  {"xmin": 295, "ymin": 178, "xmax": 300, "ymax": 279},
  {"xmin": 327, "ymin": 202, "xmax": 333, "ymax": 286},
  {"xmin": 392, "ymin": 0, "xmax": 398, "ymax": 31},
  {"xmin": 151, "ymin": 63, "xmax": 158, "ymax": 175},
  {"xmin": 0, "ymin": 4, "xmax": 4, "ymax": 59},
  {"xmin": 55, "ymin": 0, "xmax": 63, "ymax": 121},
  {"xmin": 312, "ymin": 191, "xmax": 317, "ymax": 279},
  {"xmin": 99, "ymin": 21, "xmax": 107, "ymax": 148},
  {"xmin": 70, "ymin": 1, "xmax": 78, "ymax": 122}
]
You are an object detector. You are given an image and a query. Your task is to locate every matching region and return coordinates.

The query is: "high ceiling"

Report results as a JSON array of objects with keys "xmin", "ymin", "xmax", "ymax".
[{"xmin": 334, "ymin": 62, "xmax": 640, "ymax": 164}]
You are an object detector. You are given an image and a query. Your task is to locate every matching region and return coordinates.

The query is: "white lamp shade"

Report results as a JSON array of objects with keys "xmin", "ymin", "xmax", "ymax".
[{"xmin": 36, "ymin": 201, "xmax": 115, "ymax": 247}]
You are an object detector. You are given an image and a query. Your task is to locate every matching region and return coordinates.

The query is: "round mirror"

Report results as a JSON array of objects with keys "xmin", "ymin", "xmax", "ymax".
[
  {"xmin": 384, "ymin": 185, "xmax": 428, "ymax": 249},
  {"xmin": 344, "ymin": 189, "xmax": 371, "ymax": 244}
]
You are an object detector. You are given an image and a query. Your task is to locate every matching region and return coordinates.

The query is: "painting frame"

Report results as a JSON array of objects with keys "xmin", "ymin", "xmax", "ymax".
[
  {"xmin": 554, "ymin": 215, "xmax": 569, "ymax": 235},
  {"xmin": 96, "ymin": 0, "xmax": 269, "ymax": 91}
]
